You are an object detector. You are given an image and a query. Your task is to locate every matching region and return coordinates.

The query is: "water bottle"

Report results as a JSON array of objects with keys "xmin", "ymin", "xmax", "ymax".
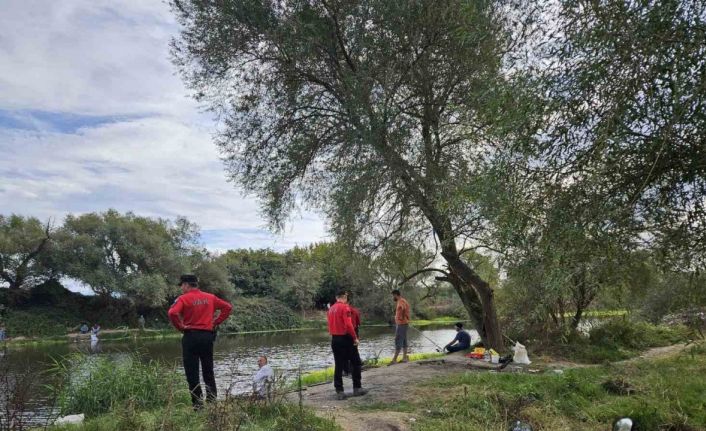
[{"xmin": 509, "ymin": 421, "xmax": 533, "ymax": 431}]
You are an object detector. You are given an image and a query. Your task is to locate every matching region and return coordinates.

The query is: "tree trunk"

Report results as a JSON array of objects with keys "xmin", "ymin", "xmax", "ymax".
[
  {"xmin": 571, "ymin": 306, "xmax": 584, "ymax": 331},
  {"xmin": 443, "ymin": 252, "xmax": 504, "ymax": 351},
  {"xmin": 443, "ymin": 272, "xmax": 484, "ymax": 339}
]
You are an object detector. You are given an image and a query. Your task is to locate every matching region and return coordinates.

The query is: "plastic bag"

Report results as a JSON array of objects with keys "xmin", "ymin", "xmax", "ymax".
[{"xmin": 512, "ymin": 342, "xmax": 531, "ymax": 364}]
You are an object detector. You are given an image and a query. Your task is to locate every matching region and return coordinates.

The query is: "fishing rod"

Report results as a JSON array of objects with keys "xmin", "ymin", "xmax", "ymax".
[{"xmin": 408, "ymin": 324, "xmax": 445, "ymax": 352}]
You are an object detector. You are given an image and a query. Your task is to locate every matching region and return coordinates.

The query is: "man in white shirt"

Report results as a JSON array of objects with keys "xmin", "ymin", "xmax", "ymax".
[{"xmin": 253, "ymin": 355, "xmax": 274, "ymax": 399}]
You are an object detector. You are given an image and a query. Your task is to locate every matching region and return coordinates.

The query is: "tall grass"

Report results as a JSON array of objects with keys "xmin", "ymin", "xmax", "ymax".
[
  {"xmin": 52, "ymin": 353, "xmax": 189, "ymax": 417},
  {"xmin": 50, "ymin": 401, "xmax": 340, "ymax": 431}
]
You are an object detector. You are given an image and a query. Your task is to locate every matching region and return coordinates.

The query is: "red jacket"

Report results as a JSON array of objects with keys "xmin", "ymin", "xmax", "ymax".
[
  {"xmin": 350, "ymin": 306, "xmax": 361, "ymax": 330},
  {"xmin": 168, "ymin": 289, "xmax": 233, "ymax": 332},
  {"xmin": 327, "ymin": 302, "xmax": 357, "ymax": 340}
]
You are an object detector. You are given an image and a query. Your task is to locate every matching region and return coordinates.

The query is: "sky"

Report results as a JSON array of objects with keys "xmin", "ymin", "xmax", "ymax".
[{"xmin": 0, "ymin": 0, "xmax": 328, "ymax": 252}]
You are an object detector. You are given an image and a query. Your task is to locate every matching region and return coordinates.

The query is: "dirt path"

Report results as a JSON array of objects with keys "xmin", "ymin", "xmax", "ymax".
[
  {"xmin": 289, "ymin": 344, "xmax": 691, "ymax": 431},
  {"xmin": 287, "ymin": 353, "xmax": 477, "ymax": 431}
]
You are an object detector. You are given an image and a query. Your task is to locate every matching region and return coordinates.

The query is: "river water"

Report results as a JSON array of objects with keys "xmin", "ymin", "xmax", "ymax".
[{"xmin": 1, "ymin": 324, "xmax": 476, "ymax": 423}]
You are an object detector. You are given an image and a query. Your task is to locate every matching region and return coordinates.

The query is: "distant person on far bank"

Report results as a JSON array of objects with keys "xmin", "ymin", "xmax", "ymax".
[
  {"xmin": 390, "ymin": 289, "xmax": 410, "ymax": 364},
  {"xmin": 444, "ymin": 322, "xmax": 471, "ymax": 353},
  {"xmin": 138, "ymin": 314, "xmax": 146, "ymax": 330},
  {"xmin": 79, "ymin": 323, "xmax": 89, "ymax": 334},
  {"xmin": 252, "ymin": 355, "xmax": 274, "ymax": 399},
  {"xmin": 0, "ymin": 324, "xmax": 6, "ymax": 341},
  {"xmin": 91, "ymin": 323, "xmax": 100, "ymax": 336},
  {"xmin": 168, "ymin": 274, "xmax": 233, "ymax": 409}
]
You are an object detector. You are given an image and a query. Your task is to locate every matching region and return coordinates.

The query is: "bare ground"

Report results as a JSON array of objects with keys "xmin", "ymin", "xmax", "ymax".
[{"xmin": 288, "ymin": 344, "xmax": 690, "ymax": 431}]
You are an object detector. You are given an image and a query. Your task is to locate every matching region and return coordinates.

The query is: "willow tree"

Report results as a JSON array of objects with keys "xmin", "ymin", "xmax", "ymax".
[
  {"xmin": 545, "ymin": 0, "xmax": 706, "ymax": 266},
  {"xmin": 171, "ymin": 0, "xmax": 537, "ymax": 349},
  {"xmin": 0, "ymin": 215, "xmax": 53, "ymax": 290}
]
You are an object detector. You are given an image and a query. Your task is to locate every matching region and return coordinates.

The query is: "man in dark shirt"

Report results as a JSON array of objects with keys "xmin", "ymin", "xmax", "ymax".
[{"xmin": 444, "ymin": 322, "xmax": 472, "ymax": 353}]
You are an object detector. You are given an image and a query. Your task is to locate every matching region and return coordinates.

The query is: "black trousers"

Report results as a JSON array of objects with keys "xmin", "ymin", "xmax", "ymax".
[
  {"xmin": 331, "ymin": 335, "xmax": 362, "ymax": 392},
  {"xmin": 182, "ymin": 330, "xmax": 217, "ymax": 405}
]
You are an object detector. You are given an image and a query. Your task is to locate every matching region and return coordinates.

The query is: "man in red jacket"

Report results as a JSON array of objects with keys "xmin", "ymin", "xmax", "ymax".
[
  {"xmin": 168, "ymin": 274, "xmax": 233, "ymax": 408},
  {"xmin": 328, "ymin": 290, "xmax": 368, "ymax": 400}
]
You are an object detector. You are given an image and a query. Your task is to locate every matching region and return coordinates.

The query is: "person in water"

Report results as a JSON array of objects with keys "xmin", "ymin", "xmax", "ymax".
[{"xmin": 444, "ymin": 322, "xmax": 471, "ymax": 353}]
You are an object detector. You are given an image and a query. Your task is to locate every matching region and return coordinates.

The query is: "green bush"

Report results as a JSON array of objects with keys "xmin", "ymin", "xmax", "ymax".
[
  {"xmin": 5, "ymin": 309, "xmax": 72, "ymax": 337},
  {"xmin": 53, "ymin": 353, "xmax": 188, "ymax": 416},
  {"xmin": 589, "ymin": 318, "xmax": 688, "ymax": 351},
  {"xmin": 221, "ymin": 297, "xmax": 301, "ymax": 332},
  {"xmin": 543, "ymin": 318, "xmax": 690, "ymax": 363}
]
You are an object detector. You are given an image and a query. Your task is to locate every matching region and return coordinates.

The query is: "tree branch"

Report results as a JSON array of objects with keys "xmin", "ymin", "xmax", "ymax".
[{"xmin": 399, "ymin": 267, "xmax": 449, "ymax": 285}]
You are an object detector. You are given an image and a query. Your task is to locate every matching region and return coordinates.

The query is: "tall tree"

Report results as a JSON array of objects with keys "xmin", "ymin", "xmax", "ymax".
[
  {"xmin": 545, "ymin": 0, "xmax": 706, "ymax": 265},
  {"xmin": 61, "ymin": 210, "xmax": 186, "ymax": 306},
  {"xmin": 0, "ymin": 215, "xmax": 53, "ymax": 290},
  {"xmin": 218, "ymin": 249, "xmax": 288, "ymax": 297},
  {"xmin": 170, "ymin": 0, "xmax": 537, "ymax": 348}
]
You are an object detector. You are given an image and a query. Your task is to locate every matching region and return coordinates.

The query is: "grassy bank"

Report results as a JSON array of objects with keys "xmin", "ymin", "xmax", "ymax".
[
  {"xmin": 542, "ymin": 318, "xmax": 691, "ymax": 363},
  {"xmin": 43, "ymin": 352, "xmax": 338, "ymax": 431},
  {"xmin": 298, "ymin": 352, "xmax": 445, "ymax": 387},
  {"xmin": 51, "ymin": 401, "xmax": 339, "ymax": 431},
  {"xmin": 350, "ymin": 342, "xmax": 706, "ymax": 430}
]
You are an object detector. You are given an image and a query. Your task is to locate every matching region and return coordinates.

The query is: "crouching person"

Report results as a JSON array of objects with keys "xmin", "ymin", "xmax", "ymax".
[
  {"xmin": 253, "ymin": 355, "xmax": 274, "ymax": 400},
  {"xmin": 444, "ymin": 322, "xmax": 471, "ymax": 353}
]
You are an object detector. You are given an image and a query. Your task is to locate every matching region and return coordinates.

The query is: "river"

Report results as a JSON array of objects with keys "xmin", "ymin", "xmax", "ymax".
[{"xmin": 1, "ymin": 324, "xmax": 477, "ymax": 423}]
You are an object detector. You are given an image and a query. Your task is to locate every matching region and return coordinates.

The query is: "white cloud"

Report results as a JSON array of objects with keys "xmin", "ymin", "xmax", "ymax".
[
  {"xmin": 0, "ymin": 117, "xmax": 328, "ymax": 249},
  {"xmin": 0, "ymin": 0, "xmax": 191, "ymax": 116},
  {"xmin": 0, "ymin": 1, "xmax": 328, "ymax": 250}
]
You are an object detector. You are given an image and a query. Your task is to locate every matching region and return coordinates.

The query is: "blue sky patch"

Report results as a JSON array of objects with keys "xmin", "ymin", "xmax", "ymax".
[{"xmin": 0, "ymin": 109, "xmax": 147, "ymax": 134}]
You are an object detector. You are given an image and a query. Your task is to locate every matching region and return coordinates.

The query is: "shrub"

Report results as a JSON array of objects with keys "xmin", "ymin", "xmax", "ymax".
[
  {"xmin": 220, "ymin": 297, "xmax": 301, "ymax": 332},
  {"xmin": 588, "ymin": 318, "xmax": 688, "ymax": 351},
  {"xmin": 4, "ymin": 309, "xmax": 70, "ymax": 337},
  {"xmin": 53, "ymin": 353, "xmax": 188, "ymax": 417}
]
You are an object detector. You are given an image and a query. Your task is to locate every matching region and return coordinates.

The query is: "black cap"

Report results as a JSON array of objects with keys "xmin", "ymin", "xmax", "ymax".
[
  {"xmin": 455, "ymin": 322, "xmax": 463, "ymax": 329},
  {"xmin": 178, "ymin": 274, "xmax": 199, "ymax": 285}
]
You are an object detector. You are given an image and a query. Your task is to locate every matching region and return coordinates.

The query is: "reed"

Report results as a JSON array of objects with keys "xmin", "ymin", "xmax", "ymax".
[{"xmin": 52, "ymin": 353, "xmax": 189, "ymax": 417}]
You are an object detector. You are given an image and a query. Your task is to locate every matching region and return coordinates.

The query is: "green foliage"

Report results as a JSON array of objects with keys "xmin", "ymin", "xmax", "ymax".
[
  {"xmin": 220, "ymin": 297, "xmax": 301, "ymax": 332},
  {"xmin": 4, "ymin": 308, "xmax": 76, "ymax": 337},
  {"xmin": 61, "ymin": 210, "xmax": 187, "ymax": 305},
  {"xmin": 218, "ymin": 249, "xmax": 288, "ymax": 297},
  {"xmin": 0, "ymin": 214, "xmax": 54, "ymax": 289},
  {"xmin": 189, "ymin": 249, "xmax": 233, "ymax": 300},
  {"xmin": 588, "ymin": 318, "xmax": 688, "ymax": 352},
  {"xmin": 169, "ymin": 0, "xmax": 538, "ymax": 347},
  {"xmin": 51, "ymin": 401, "xmax": 339, "ymax": 431},
  {"xmin": 53, "ymin": 353, "xmax": 188, "ymax": 417},
  {"xmin": 553, "ymin": 318, "xmax": 690, "ymax": 363}
]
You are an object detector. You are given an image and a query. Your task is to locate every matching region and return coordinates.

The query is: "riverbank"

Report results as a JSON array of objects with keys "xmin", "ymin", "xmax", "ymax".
[
  {"xmin": 39, "ymin": 341, "xmax": 704, "ymax": 431},
  {"xmin": 25, "ymin": 318, "xmax": 702, "ymax": 431},
  {"xmin": 293, "ymin": 342, "xmax": 706, "ymax": 430}
]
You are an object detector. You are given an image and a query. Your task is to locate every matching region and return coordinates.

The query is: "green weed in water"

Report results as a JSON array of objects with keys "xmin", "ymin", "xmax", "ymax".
[{"xmin": 51, "ymin": 352, "xmax": 189, "ymax": 417}]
